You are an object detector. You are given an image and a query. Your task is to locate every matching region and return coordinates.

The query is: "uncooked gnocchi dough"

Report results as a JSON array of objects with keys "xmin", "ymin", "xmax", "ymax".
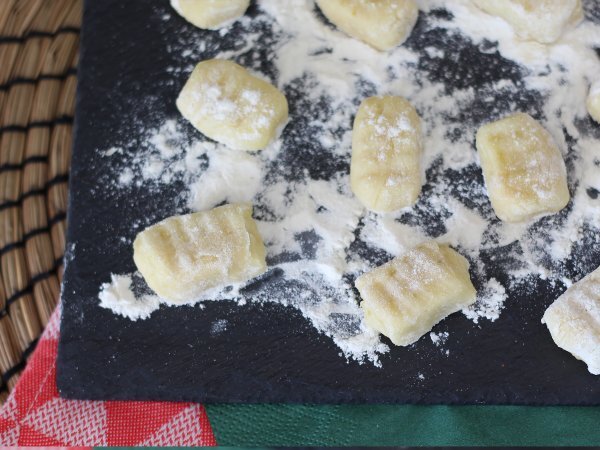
[
  {"xmin": 351, "ymin": 96, "xmax": 423, "ymax": 213},
  {"xmin": 176, "ymin": 59, "xmax": 288, "ymax": 151},
  {"xmin": 476, "ymin": 113, "xmax": 569, "ymax": 223},
  {"xmin": 355, "ymin": 241, "xmax": 477, "ymax": 346},
  {"xmin": 542, "ymin": 265, "xmax": 600, "ymax": 375},
  {"xmin": 170, "ymin": 0, "xmax": 249, "ymax": 30},
  {"xmin": 315, "ymin": 0, "xmax": 419, "ymax": 51},
  {"xmin": 133, "ymin": 203, "xmax": 266, "ymax": 303},
  {"xmin": 587, "ymin": 82, "xmax": 600, "ymax": 124},
  {"xmin": 472, "ymin": 0, "xmax": 583, "ymax": 44}
]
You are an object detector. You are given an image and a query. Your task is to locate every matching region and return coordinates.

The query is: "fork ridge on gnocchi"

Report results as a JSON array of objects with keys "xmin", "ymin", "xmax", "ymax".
[
  {"xmin": 542, "ymin": 265, "xmax": 600, "ymax": 375},
  {"xmin": 476, "ymin": 113, "xmax": 570, "ymax": 223},
  {"xmin": 351, "ymin": 96, "xmax": 423, "ymax": 213},
  {"xmin": 471, "ymin": 0, "xmax": 583, "ymax": 44},
  {"xmin": 133, "ymin": 203, "xmax": 267, "ymax": 303},
  {"xmin": 315, "ymin": 0, "xmax": 419, "ymax": 51},
  {"xmin": 176, "ymin": 59, "xmax": 289, "ymax": 151},
  {"xmin": 355, "ymin": 242, "xmax": 477, "ymax": 346}
]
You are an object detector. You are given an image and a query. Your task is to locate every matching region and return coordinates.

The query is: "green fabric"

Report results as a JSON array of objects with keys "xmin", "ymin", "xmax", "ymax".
[{"xmin": 205, "ymin": 404, "xmax": 600, "ymax": 446}]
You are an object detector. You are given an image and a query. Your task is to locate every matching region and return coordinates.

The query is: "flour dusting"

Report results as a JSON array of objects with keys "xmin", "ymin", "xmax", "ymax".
[
  {"xmin": 463, "ymin": 278, "xmax": 508, "ymax": 324},
  {"xmin": 210, "ymin": 319, "xmax": 229, "ymax": 335},
  {"xmin": 430, "ymin": 331, "xmax": 449, "ymax": 346},
  {"xmin": 96, "ymin": 1, "xmax": 600, "ymax": 366},
  {"xmin": 99, "ymin": 274, "xmax": 161, "ymax": 321}
]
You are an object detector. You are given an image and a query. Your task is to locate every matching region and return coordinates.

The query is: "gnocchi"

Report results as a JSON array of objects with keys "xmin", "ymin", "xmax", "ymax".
[
  {"xmin": 355, "ymin": 241, "xmax": 477, "ymax": 346},
  {"xmin": 351, "ymin": 96, "xmax": 423, "ymax": 213},
  {"xmin": 542, "ymin": 265, "xmax": 600, "ymax": 375},
  {"xmin": 587, "ymin": 82, "xmax": 600, "ymax": 124},
  {"xmin": 472, "ymin": 0, "xmax": 583, "ymax": 44},
  {"xmin": 476, "ymin": 113, "xmax": 570, "ymax": 223},
  {"xmin": 170, "ymin": 0, "xmax": 250, "ymax": 30},
  {"xmin": 176, "ymin": 59, "xmax": 288, "ymax": 151},
  {"xmin": 133, "ymin": 203, "xmax": 267, "ymax": 303},
  {"xmin": 315, "ymin": 0, "xmax": 419, "ymax": 51}
]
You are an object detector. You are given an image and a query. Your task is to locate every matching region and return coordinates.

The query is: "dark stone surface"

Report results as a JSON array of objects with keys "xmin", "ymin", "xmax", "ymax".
[{"xmin": 57, "ymin": 0, "xmax": 600, "ymax": 404}]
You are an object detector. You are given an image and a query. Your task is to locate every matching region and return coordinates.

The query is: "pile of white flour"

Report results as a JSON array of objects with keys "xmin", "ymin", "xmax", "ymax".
[{"xmin": 96, "ymin": 0, "xmax": 600, "ymax": 367}]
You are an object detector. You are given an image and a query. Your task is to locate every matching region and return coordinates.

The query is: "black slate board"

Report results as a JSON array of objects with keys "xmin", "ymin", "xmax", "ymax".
[{"xmin": 57, "ymin": 0, "xmax": 600, "ymax": 404}]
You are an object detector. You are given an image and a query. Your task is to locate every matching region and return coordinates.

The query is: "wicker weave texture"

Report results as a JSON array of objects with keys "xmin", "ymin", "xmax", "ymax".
[{"xmin": 0, "ymin": 0, "xmax": 80, "ymax": 402}]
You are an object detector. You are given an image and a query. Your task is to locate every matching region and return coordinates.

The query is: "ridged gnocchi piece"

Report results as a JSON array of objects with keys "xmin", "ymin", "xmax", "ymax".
[
  {"xmin": 315, "ymin": 0, "xmax": 419, "ymax": 51},
  {"xmin": 355, "ymin": 241, "xmax": 477, "ymax": 346},
  {"xmin": 350, "ymin": 96, "xmax": 423, "ymax": 213},
  {"xmin": 587, "ymin": 82, "xmax": 600, "ymax": 124},
  {"xmin": 472, "ymin": 0, "xmax": 583, "ymax": 44},
  {"xmin": 542, "ymin": 265, "xmax": 600, "ymax": 375},
  {"xmin": 170, "ymin": 0, "xmax": 250, "ymax": 30},
  {"xmin": 176, "ymin": 59, "xmax": 288, "ymax": 151},
  {"xmin": 133, "ymin": 203, "xmax": 267, "ymax": 303},
  {"xmin": 476, "ymin": 113, "xmax": 569, "ymax": 223}
]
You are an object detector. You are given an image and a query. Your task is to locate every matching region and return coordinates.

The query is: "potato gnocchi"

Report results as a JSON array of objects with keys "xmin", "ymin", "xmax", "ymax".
[
  {"xmin": 355, "ymin": 241, "xmax": 477, "ymax": 347},
  {"xmin": 472, "ymin": 0, "xmax": 583, "ymax": 44},
  {"xmin": 542, "ymin": 265, "xmax": 600, "ymax": 375},
  {"xmin": 476, "ymin": 113, "xmax": 570, "ymax": 223},
  {"xmin": 315, "ymin": 0, "xmax": 419, "ymax": 51},
  {"xmin": 351, "ymin": 96, "xmax": 423, "ymax": 213},
  {"xmin": 170, "ymin": 0, "xmax": 250, "ymax": 30},
  {"xmin": 177, "ymin": 59, "xmax": 288, "ymax": 151},
  {"xmin": 133, "ymin": 203, "xmax": 267, "ymax": 303},
  {"xmin": 587, "ymin": 82, "xmax": 600, "ymax": 124}
]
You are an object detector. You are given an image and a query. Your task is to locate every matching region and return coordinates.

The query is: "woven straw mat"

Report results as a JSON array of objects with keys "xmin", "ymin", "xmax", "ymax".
[{"xmin": 0, "ymin": 0, "xmax": 81, "ymax": 403}]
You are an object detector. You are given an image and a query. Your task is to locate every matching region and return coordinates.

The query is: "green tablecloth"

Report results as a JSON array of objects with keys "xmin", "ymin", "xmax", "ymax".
[{"xmin": 205, "ymin": 405, "xmax": 600, "ymax": 446}]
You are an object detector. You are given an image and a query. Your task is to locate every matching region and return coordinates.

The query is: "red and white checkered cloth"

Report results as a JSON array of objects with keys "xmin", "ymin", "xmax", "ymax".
[{"xmin": 0, "ymin": 306, "xmax": 217, "ymax": 446}]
